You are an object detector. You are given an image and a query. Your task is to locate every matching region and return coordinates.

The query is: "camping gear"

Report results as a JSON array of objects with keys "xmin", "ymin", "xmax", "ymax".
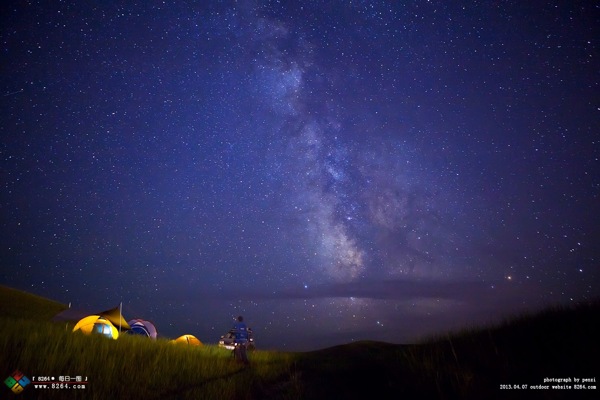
[
  {"xmin": 171, "ymin": 334, "xmax": 202, "ymax": 346},
  {"xmin": 53, "ymin": 304, "xmax": 131, "ymax": 331},
  {"xmin": 127, "ymin": 319, "xmax": 158, "ymax": 339},
  {"xmin": 72, "ymin": 315, "xmax": 119, "ymax": 339},
  {"xmin": 97, "ymin": 305, "xmax": 131, "ymax": 330}
]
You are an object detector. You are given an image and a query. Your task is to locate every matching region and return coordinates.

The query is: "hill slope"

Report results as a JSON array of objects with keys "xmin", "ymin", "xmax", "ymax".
[
  {"xmin": 0, "ymin": 285, "xmax": 66, "ymax": 321},
  {"xmin": 295, "ymin": 301, "xmax": 600, "ymax": 399}
]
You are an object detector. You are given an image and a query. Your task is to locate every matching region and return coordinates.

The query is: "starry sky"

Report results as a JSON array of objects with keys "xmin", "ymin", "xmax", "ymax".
[{"xmin": 1, "ymin": 1, "xmax": 598, "ymax": 351}]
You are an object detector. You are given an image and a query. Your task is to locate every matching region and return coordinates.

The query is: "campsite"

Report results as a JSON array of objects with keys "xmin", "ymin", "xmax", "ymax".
[
  {"xmin": 2, "ymin": 2, "xmax": 598, "ymax": 398},
  {"xmin": 1, "ymin": 285, "xmax": 598, "ymax": 399}
]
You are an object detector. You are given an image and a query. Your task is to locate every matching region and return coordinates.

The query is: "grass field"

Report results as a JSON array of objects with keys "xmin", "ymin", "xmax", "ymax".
[{"xmin": 1, "ymin": 285, "xmax": 598, "ymax": 399}]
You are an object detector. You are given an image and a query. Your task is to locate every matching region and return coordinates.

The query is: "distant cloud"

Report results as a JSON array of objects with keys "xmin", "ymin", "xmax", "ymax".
[{"xmin": 231, "ymin": 278, "xmax": 542, "ymax": 307}]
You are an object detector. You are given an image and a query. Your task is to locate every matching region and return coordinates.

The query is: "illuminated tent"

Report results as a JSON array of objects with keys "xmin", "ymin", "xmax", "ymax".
[
  {"xmin": 171, "ymin": 334, "xmax": 202, "ymax": 346},
  {"xmin": 72, "ymin": 315, "xmax": 119, "ymax": 339},
  {"xmin": 127, "ymin": 319, "xmax": 158, "ymax": 339}
]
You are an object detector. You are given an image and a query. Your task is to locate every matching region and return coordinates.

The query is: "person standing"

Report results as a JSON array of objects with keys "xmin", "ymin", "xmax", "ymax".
[{"xmin": 232, "ymin": 316, "xmax": 249, "ymax": 365}]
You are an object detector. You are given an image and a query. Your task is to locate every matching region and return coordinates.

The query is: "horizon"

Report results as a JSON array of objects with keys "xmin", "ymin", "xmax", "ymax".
[{"xmin": 4, "ymin": 282, "xmax": 591, "ymax": 351}]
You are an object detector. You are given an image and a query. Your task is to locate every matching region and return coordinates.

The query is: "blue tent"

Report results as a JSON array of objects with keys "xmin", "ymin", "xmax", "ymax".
[{"xmin": 126, "ymin": 319, "xmax": 157, "ymax": 339}]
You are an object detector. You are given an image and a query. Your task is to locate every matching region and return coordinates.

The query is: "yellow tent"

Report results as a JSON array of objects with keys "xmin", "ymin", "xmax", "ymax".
[
  {"xmin": 171, "ymin": 334, "xmax": 202, "ymax": 346},
  {"xmin": 72, "ymin": 315, "xmax": 119, "ymax": 339}
]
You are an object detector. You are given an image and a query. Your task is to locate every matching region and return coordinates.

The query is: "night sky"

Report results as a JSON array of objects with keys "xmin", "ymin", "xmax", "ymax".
[{"xmin": 1, "ymin": 1, "xmax": 598, "ymax": 351}]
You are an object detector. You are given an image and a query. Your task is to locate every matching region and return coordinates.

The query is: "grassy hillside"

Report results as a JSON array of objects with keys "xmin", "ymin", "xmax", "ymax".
[
  {"xmin": 1, "ymin": 286, "xmax": 599, "ymax": 399},
  {"xmin": 296, "ymin": 302, "xmax": 600, "ymax": 399},
  {"xmin": 0, "ymin": 285, "xmax": 67, "ymax": 321}
]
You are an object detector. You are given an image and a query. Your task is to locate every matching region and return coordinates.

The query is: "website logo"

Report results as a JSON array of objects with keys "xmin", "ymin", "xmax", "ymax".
[{"xmin": 4, "ymin": 370, "xmax": 31, "ymax": 394}]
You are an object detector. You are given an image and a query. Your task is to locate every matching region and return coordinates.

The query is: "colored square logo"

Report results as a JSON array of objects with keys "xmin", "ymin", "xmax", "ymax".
[{"xmin": 4, "ymin": 370, "xmax": 30, "ymax": 395}]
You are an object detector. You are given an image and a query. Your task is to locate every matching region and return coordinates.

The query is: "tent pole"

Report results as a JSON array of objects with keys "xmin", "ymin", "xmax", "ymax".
[{"xmin": 119, "ymin": 302, "xmax": 122, "ymax": 333}]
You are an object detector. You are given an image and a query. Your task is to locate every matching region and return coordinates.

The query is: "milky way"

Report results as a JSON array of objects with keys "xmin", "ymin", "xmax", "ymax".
[{"xmin": 1, "ymin": 1, "xmax": 598, "ymax": 350}]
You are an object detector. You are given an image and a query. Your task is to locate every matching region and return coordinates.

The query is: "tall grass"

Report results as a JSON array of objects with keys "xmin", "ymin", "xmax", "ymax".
[
  {"xmin": 0, "ymin": 317, "xmax": 300, "ymax": 399},
  {"xmin": 399, "ymin": 301, "xmax": 600, "ymax": 399}
]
